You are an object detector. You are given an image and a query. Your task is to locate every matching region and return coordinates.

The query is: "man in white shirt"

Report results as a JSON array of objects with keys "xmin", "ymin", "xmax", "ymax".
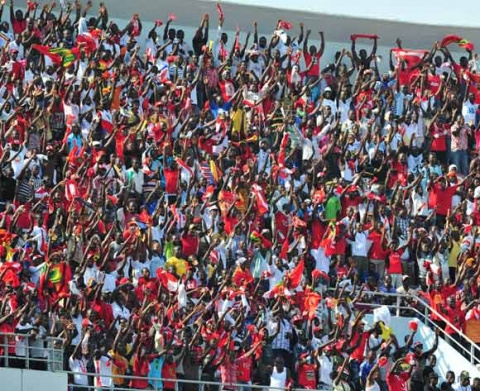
[
  {"xmin": 347, "ymin": 222, "xmax": 371, "ymax": 278},
  {"xmin": 462, "ymin": 93, "xmax": 479, "ymax": 127}
]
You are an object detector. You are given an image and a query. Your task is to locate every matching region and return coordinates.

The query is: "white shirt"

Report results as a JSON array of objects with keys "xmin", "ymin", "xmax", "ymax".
[
  {"xmin": 94, "ymin": 356, "xmax": 114, "ymax": 388},
  {"xmin": 15, "ymin": 323, "xmax": 32, "ymax": 356},
  {"xmin": 69, "ymin": 356, "xmax": 89, "ymax": 385},
  {"xmin": 462, "ymin": 101, "xmax": 478, "ymax": 126},
  {"xmin": 348, "ymin": 231, "xmax": 370, "ymax": 257},
  {"xmin": 318, "ymin": 353, "xmax": 334, "ymax": 385}
]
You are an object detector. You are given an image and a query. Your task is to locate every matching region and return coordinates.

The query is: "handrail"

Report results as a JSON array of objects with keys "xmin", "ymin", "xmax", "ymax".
[
  {"xmin": 338, "ymin": 288, "xmax": 480, "ymax": 365},
  {"xmin": 0, "ymin": 331, "xmax": 65, "ymax": 370},
  {"xmin": 60, "ymin": 370, "xmax": 326, "ymax": 391}
]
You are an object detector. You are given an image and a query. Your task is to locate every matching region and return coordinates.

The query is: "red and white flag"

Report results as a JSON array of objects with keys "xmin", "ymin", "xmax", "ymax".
[
  {"xmin": 156, "ymin": 269, "xmax": 179, "ymax": 292},
  {"xmin": 391, "ymin": 48, "xmax": 428, "ymax": 70},
  {"xmin": 251, "ymin": 184, "xmax": 269, "ymax": 215}
]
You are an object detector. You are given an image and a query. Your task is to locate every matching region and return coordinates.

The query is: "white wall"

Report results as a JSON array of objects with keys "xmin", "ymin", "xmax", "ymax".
[{"xmin": 0, "ymin": 367, "xmax": 67, "ymax": 391}]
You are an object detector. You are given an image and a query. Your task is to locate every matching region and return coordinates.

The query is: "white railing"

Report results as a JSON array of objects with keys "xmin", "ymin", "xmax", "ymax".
[
  {"xmin": 0, "ymin": 332, "xmax": 64, "ymax": 371},
  {"xmin": 342, "ymin": 289, "xmax": 480, "ymax": 366},
  {"xmin": 58, "ymin": 370, "xmax": 330, "ymax": 391},
  {"xmin": 0, "ymin": 290, "xmax": 478, "ymax": 389}
]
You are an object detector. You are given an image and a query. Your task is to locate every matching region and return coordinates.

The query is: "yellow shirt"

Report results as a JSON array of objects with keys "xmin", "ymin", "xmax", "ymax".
[
  {"xmin": 448, "ymin": 240, "xmax": 460, "ymax": 268},
  {"xmin": 108, "ymin": 350, "xmax": 129, "ymax": 386}
]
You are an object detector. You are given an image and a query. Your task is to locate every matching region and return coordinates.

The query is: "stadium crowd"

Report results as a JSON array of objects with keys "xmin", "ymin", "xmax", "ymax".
[{"xmin": 1, "ymin": 0, "xmax": 480, "ymax": 390}]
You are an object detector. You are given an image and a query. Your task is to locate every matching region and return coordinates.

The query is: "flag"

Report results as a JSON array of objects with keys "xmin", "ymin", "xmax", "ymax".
[
  {"xmin": 216, "ymin": 3, "xmax": 224, "ymax": 20},
  {"xmin": 251, "ymin": 184, "xmax": 269, "ymax": 215},
  {"xmin": 156, "ymin": 269, "xmax": 179, "ymax": 292},
  {"xmin": 304, "ymin": 291, "xmax": 322, "ymax": 320},
  {"xmin": 209, "ymin": 249, "xmax": 219, "ymax": 264},
  {"xmin": 39, "ymin": 262, "xmax": 71, "ymax": 295},
  {"xmin": 76, "ymin": 34, "xmax": 97, "ymax": 55},
  {"xmin": 200, "ymin": 161, "xmax": 215, "ymax": 184},
  {"xmin": 280, "ymin": 239, "xmax": 289, "ymax": 260},
  {"xmin": 292, "ymin": 216, "xmax": 307, "ymax": 228},
  {"xmin": 441, "ymin": 34, "xmax": 475, "ymax": 51},
  {"xmin": 312, "ymin": 269, "xmax": 329, "ymax": 282},
  {"xmin": 250, "ymin": 230, "xmax": 273, "ymax": 249},
  {"xmin": 0, "ymin": 262, "xmax": 22, "ymax": 288},
  {"xmin": 278, "ymin": 20, "xmax": 293, "ymax": 30},
  {"xmin": 350, "ymin": 33, "xmax": 379, "ymax": 41},
  {"xmin": 49, "ymin": 47, "xmax": 79, "ymax": 67},
  {"xmin": 31, "ymin": 44, "xmax": 62, "ymax": 65},
  {"xmin": 263, "ymin": 282, "xmax": 293, "ymax": 299},
  {"xmin": 210, "ymin": 160, "xmax": 222, "ymax": 183},
  {"xmin": 286, "ymin": 259, "xmax": 304, "ymax": 289},
  {"xmin": 391, "ymin": 48, "xmax": 428, "ymax": 70}
]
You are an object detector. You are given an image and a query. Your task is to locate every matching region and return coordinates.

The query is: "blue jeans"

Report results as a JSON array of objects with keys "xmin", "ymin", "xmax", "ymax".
[{"xmin": 450, "ymin": 150, "xmax": 469, "ymax": 176}]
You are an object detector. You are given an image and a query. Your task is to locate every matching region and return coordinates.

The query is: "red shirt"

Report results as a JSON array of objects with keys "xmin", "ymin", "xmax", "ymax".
[
  {"xmin": 445, "ymin": 307, "xmax": 465, "ymax": 334},
  {"xmin": 387, "ymin": 371, "xmax": 410, "ymax": 391},
  {"xmin": 275, "ymin": 211, "xmax": 289, "ymax": 239},
  {"xmin": 181, "ymin": 234, "xmax": 198, "ymax": 257},
  {"xmin": 304, "ymin": 52, "xmax": 321, "ymax": 77},
  {"xmin": 387, "ymin": 249, "xmax": 404, "ymax": 274},
  {"xmin": 368, "ymin": 231, "xmax": 387, "ymax": 260},
  {"xmin": 430, "ymin": 183, "xmax": 457, "ymax": 216},
  {"xmin": 162, "ymin": 361, "xmax": 177, "ymax": 389},
  {"xmin": 297, "ymin": 362, "xmax": 317, "ymax": 389},
  {"xmin": 12, "ymin": 19, "xmax": 26, "ymax": 34},
  {"xmin": 130, "ymin": 355, "xmax": 150, "ymax": 389},
  {"xmin": 164, "ymin": 168, "xmax": 179, "ymax": 194},
  {"xmin": 350, "ymin": 331, "xmax": 369, "ymax": 362},
  {"xmin": 236, "ymin": 354, "xmax": 253, "ymax": 383}
]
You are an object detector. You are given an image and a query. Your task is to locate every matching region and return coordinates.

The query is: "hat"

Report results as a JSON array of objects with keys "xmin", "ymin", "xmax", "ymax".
[
  {"xmin": 460, "ymin": 370, "xmax": 471, "ymax": 380},
  {"xmin": 413, "ymin": 341, "xmax": 423, "ymax": 349},
  {"xmin": 474, "ymin": 186, "xmax": 480, "ymax": 199},
  {"xmin": 119, "ymin": 277, "xmax": 130, "ymax": 285},
  {"xmin": 324, "ymin": 87, "xmax": 332, "ymax": 93},
  {"xmin": 92, "ymin": 141, "xmax": 102, "ymax": 147},
  {"xmin": 402, "ymin": 275, "xmax": 410, "ymax": 281},
  {"xmin": 236, "ymin": 257, "xmax": 247, "ymax": 266},
  {"xmin": 448, "ymin": 164, "xmax": 457, "ymax": 172}
]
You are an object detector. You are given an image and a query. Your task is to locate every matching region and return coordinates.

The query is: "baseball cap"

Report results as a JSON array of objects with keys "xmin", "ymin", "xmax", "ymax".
[
  {"xmin": 460, "ymin": 370, "xmax": 471, "ymax": 380},
  {"xmin": 324, "ymin": 86, "xmax": 332, "ymax": 92}
]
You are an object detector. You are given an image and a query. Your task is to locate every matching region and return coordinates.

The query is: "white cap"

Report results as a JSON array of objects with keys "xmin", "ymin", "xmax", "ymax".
[
  {"xmin": 236, "ymin": 257, "xmax": 247, "ymax": 266},
  {"xmin": 448, "ymin": 164, "xmax": 457, "ymax": 172},
  {"xmin": 324, "ymin": 87, "xmax": 332, "ymax": 92},
  {"xmin": 474, "ymin": 186, "xmax": 480, "ymax": 199}
]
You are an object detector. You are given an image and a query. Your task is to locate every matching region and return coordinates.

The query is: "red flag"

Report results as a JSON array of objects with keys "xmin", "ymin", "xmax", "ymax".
[
  {"xmin": 216, "ymin": 3, "xmax": 224, "ymax": 20},
  {"xmin": 441, "ymin": 34, "xmax": 475, "ymax": 51},
  {"xmin": 280, "ymin": 239, "xmax": 289, "ymax": 260},
  {"xmin": 156, "ymin": 269, "xmax": 179, "ymax": 292},
  {"xmin": 304, "ymin": 291, "xmax": 322, "ymax": 320},
  {"xmin": 466, "ymin": 71, "xmax": 480, "ymax": 84},
  {"xmin": 287, "ymin": 259, "xmax": 304, "ymax": 289},
  {"xmin": 292, "ymin": 216, "xmax": 307, "ymax": 228},
  {"xmin": 350, "ymin": 33, "xmax": 379, "ymax": 41},
  {"xmin": 168, "ymin": 13, "xmax": 177, "ymax": 21},
  {"xmin": 391, "ymin": 48, "xmax": 428, "ymax": 70},
  {"xmin": 251, "ymin": 184, "xmax": 269, "ymax": 215},
  {"xmin": 278, "ymin": 20, "xmax": 293, "ymax": 30},
  {"xmin": 31, "ymin": 44, "xmax": 62, "ymax": 65}
]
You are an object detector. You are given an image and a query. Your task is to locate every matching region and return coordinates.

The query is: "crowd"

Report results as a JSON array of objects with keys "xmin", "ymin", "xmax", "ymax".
[{"xmin": 1, "ymin": 0, "xmax": 480, "ymax": 390}]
